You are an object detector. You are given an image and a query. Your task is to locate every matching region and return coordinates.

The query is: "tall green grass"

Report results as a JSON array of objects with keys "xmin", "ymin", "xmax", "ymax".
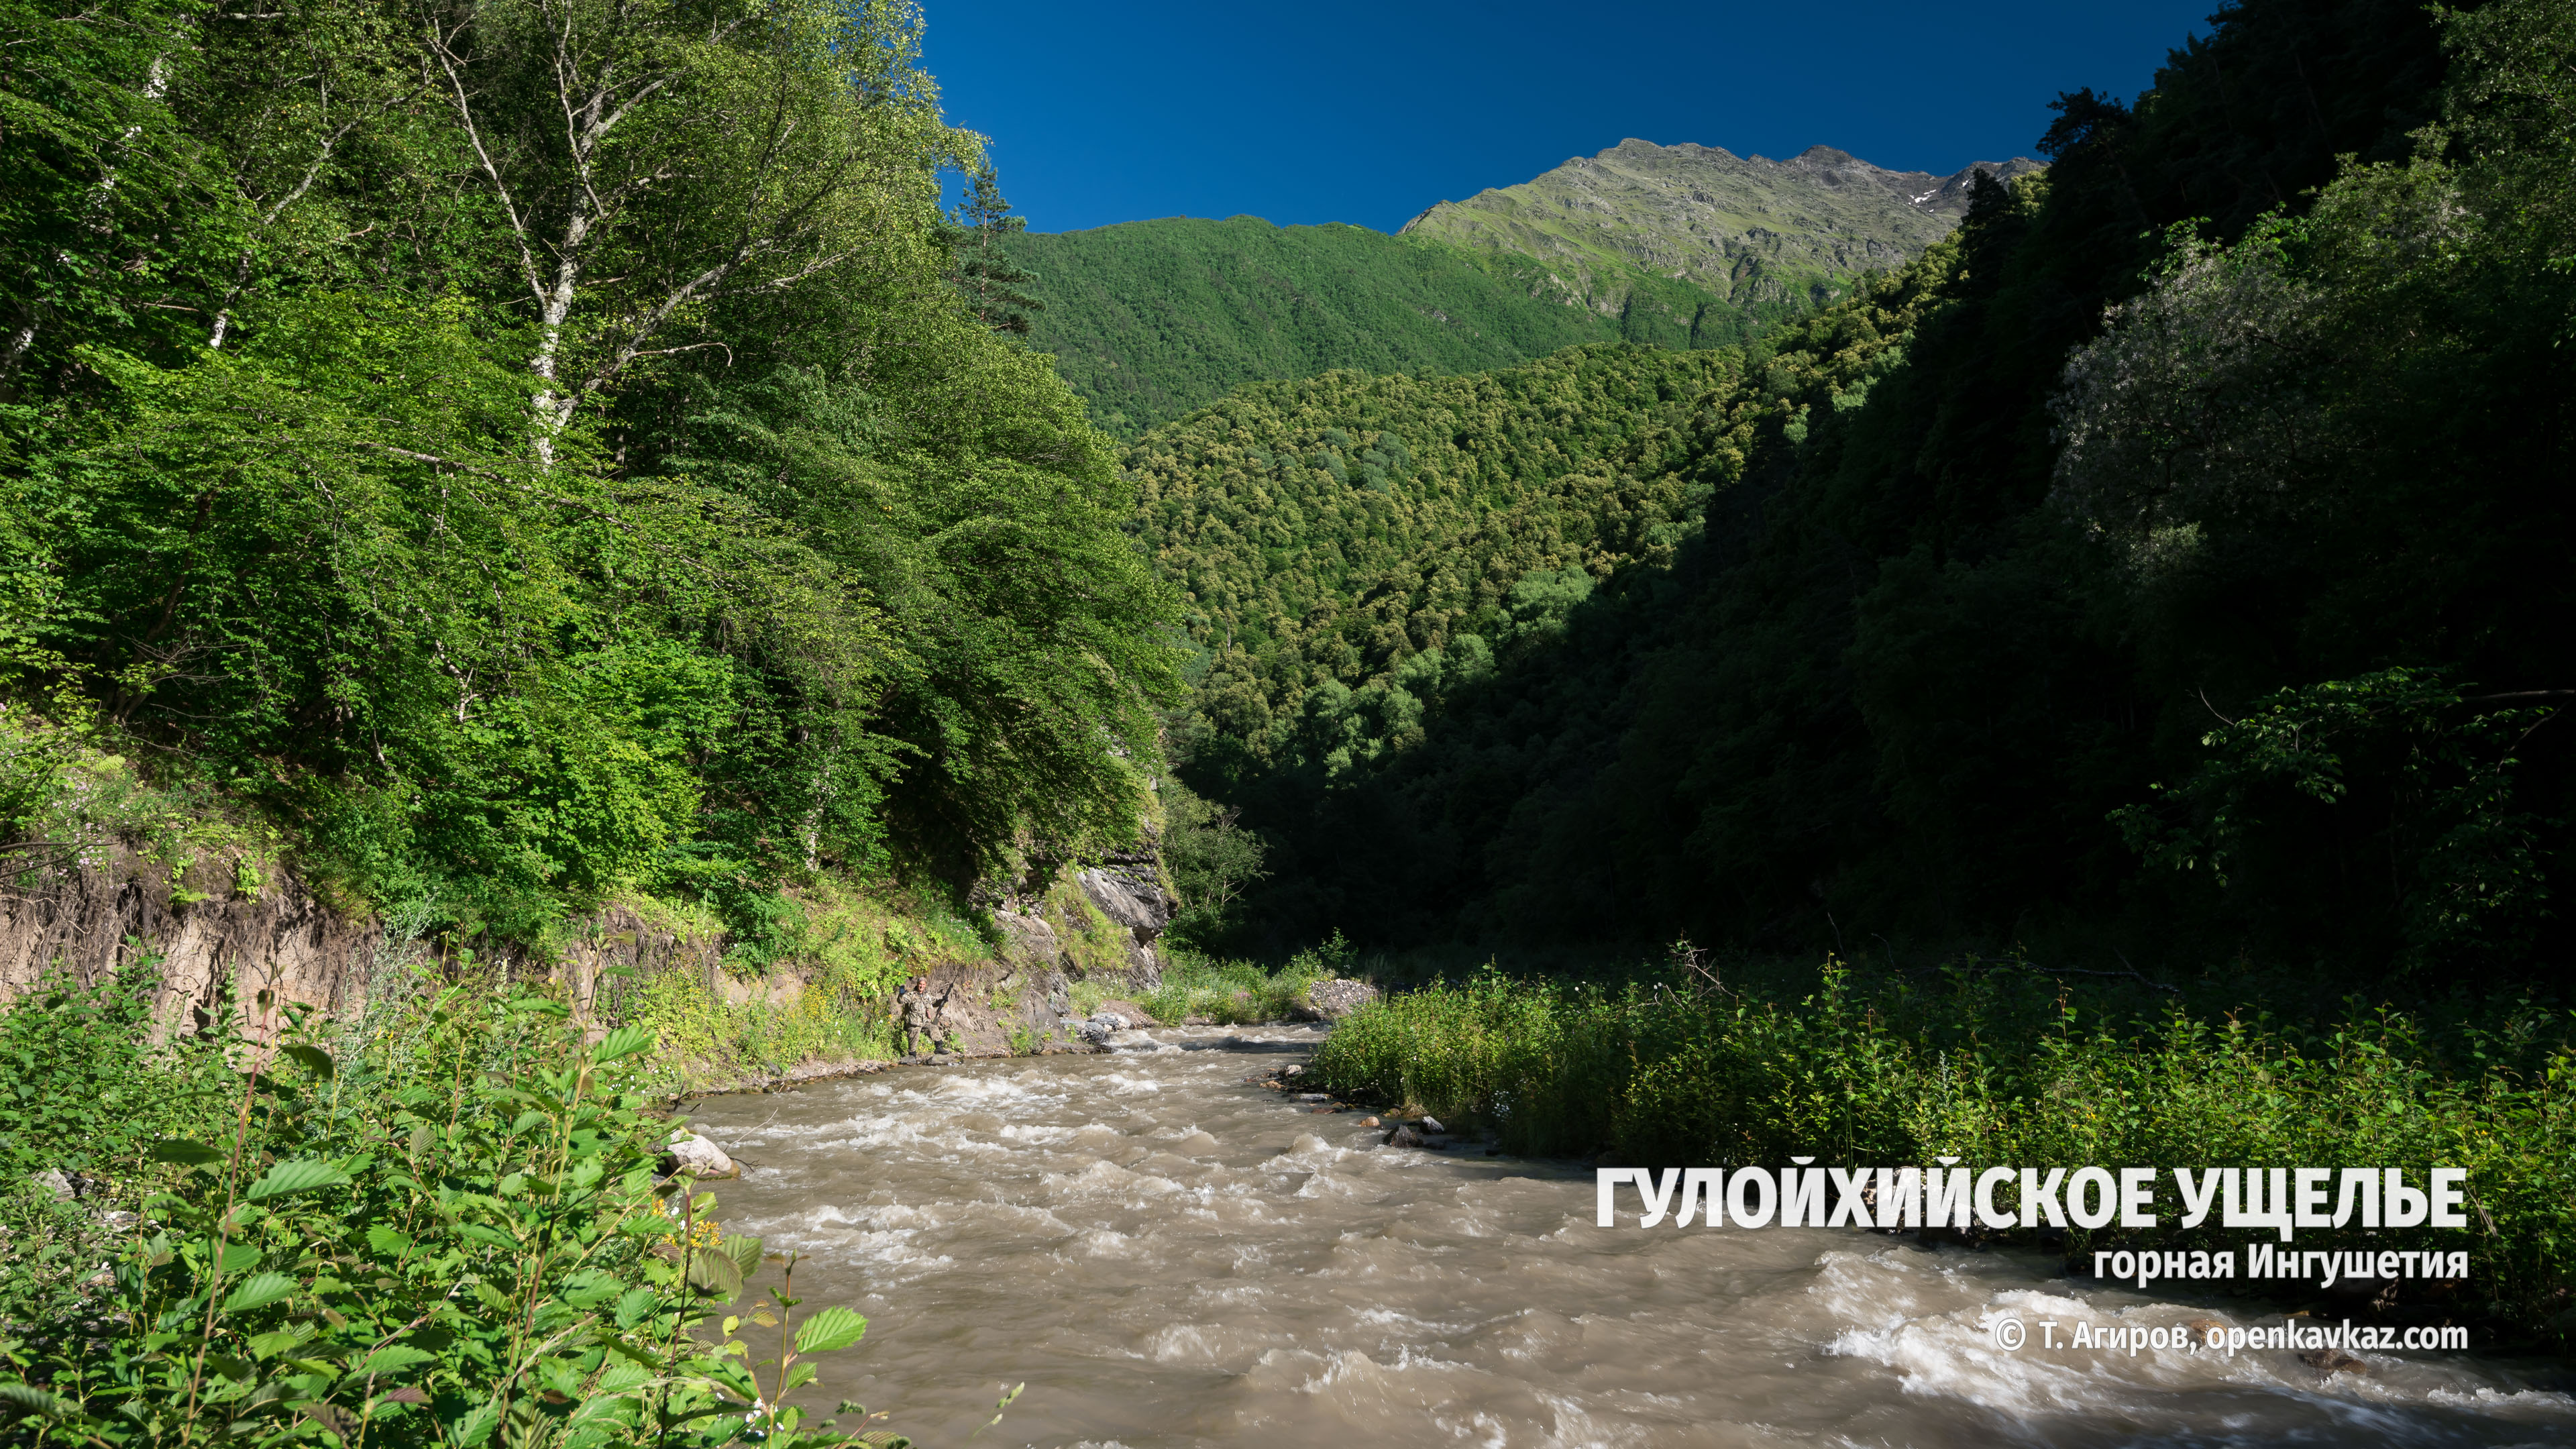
[
  {"xmin": 1134, "ymin": 935, "xmax": 1357, "ymax": 1027},
  {"xmin": 1311, "ymin": 959, "xmax": 2576, "ymax": 1337}
]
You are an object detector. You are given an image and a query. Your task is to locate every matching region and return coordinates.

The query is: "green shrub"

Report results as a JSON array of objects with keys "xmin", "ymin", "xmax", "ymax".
[{"xmin": 0, "ymin": 986, "xmax": 906, "ymax": 1447}]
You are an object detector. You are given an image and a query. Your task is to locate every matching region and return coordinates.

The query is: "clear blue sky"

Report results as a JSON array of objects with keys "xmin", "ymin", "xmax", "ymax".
[{"xmin": 923, "ymin": 1, "xmax": 2217, "ymax": 235}]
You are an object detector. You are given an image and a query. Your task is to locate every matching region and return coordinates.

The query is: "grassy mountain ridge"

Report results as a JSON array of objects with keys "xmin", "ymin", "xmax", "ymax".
[{"xmin": 1401, "ymin": 140, "xmax": 2044, "ymax": 312}]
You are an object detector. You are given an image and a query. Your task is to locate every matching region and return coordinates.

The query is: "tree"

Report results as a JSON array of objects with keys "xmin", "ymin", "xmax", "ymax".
[
  {"xmin": 942, "ymin": 164, "xmax": 1042, "ymax": 335},
  {"xmin": 425, "ymin": 0, "xmax": 955, "ymax": 460}
]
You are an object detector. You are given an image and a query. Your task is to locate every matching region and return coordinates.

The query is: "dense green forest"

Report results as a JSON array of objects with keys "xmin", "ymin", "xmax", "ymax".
[
  {"xmin": 1002, "ymin": 217, "xmax": 1780, "ymax": 435},
  {"xmin": 0, "ymin": 0, "xmax": 1181, "ymax": 951},
  {"xmin": 1157, "ymin": 0, "xmax": 2575, "ymax": 986}
]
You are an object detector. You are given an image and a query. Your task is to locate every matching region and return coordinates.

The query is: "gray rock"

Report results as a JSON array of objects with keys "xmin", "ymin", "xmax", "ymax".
[
  {"xmin": 1077, "ymin": 867, "xmax": 1175, "ymax": 946},
  {"xmin": 991, "ymin": 910, "xmax": 1061, "ymax": 966},
  {"xmin": 1418, "ymin": 1116, "xmax": 1445, "ymax": 1134},
  {"xmin": 29, "ymin": 1169, "xmax": 72, "ymax": 1202},
  {"xmin": 1299, "ymin": 1092, "xmax": 1331, "ymax": 1102},
  {"xmin": 1074, "ymin": 866, "xmax": 1176, "ymax": 988},
  {"xmin": 1290, "ymin": 979, "xmax": 1380, "ymax": 1022},
  {"xmin": 663, "ymin": 1132, "xmax": 739, "ymax": 1180},
  {"xmin": 1385, "ymin": 1126, "xmax": 1424, "ymax": 1148}
]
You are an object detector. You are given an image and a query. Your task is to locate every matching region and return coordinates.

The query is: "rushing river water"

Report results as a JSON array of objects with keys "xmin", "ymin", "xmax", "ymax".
[{"xmin": 686, "ymin": 1023, "xmax": 2575, "ymax": 1448}]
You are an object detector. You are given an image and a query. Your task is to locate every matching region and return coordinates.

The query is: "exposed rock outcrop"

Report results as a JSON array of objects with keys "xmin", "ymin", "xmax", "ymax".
[
  {"xmin": 0, "ymin": 840, "xmax": 379, "ymax": 1040},
  {"xmin": 1075, "ymin": 860, "xmax": 1175, "ymax": 987}
]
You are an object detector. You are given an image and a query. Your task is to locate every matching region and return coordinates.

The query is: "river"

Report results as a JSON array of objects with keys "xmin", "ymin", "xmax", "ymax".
[{"xmin": 684, "ymin": 1022, "xmax": 2575, "ymax": 1447}]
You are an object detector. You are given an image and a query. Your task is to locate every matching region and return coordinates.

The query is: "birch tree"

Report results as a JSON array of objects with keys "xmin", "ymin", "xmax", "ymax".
[{"xmin": 425, "ymin": 0, "xmax": 952, "ymax": 459}]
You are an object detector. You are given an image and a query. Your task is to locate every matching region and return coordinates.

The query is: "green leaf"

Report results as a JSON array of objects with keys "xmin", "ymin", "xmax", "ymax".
[
  {"xmin": 721, "ymin": 1234, "xmax": 763, "ymax": 1275},
  {"xmin": 356, "ymin": 1345, "xmax": 435, "ymax": 1379},
  {"xmin": 793, "ymin": 1306, "xmax": 869, "ymax": 1354},
  {"xmin": 685, "ymin": 1248, "xmax": 743, "ymax": 1300},
  {"xmin": 594, "ymin": 1024, "xmax": 656, "ymax": 1062},
  {"xmin": 247, "ymin": 1323, "xmax": 318, "ymax": 1358},
  {"xmin": 614, "ymin": 1287, "xmax": 659, "ymax": 1330},
  {"xmin": 0, "ymin": 1381, "xmax": 82, "ymax": 1420},
  {"xmin": 218, "ymin": 1242, "xmax": 262, "ymax": 1275},
  {"xmin": 594, "ymin": 1362, "xmax": 652, "ymax": 1395},
  {"xmin": 222, "ymin": 1271, "xmax": 299, "ymax": 1313},
  {"xmin": 367, "ymin": 1226, "xmax": 415, "ymax": 1258},
  {"xmin": 506, "ymin": 997, "xmax": 570, "ymax": 1018},
  {"xmin": 449, "ymin": 1397, "xmax": 503, "ymax": 1446},
  {"xmin": 278, "ymin": 1043, "xmax": 335, "ymax": 1080},
  {"xmin": 246, "ymin": 1159, "xmax": 352, "ymax": 1200},
  {"xmin": 561, "ymin": 1272, "xmax": 625, "ymax": 1309},
  {"xmin": 151, "ymin": 1139, "xmax": 224, "ymax": 1166}
]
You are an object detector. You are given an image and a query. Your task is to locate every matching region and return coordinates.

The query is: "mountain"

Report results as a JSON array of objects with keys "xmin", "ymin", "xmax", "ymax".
[
  {"xmin": 1399, "ymin": 141, "xmax": 2043, "ymax": 315},
  {"xmin": 1008, "ymin": 144, "xmax": 2039, "ymax": 435},
  {"xmin": 1001, "ymin": 218, "xmax": 1674, "ymax": 438}
]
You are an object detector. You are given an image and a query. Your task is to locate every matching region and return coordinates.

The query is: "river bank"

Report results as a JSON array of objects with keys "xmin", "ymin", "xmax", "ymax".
[{"xmin": 1305, "ymin": 955, "xmax": 2576, "ymax": 1350}]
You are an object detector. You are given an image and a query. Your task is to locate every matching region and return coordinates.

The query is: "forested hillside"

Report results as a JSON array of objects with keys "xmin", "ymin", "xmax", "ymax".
[
  {"xmin": 0, "ymin": 0, "xmax": 1179, "ymax": 950},
  {"xmin": 1129, "ymin": 343, "xmax": 1750, "ymax": 700},
  {"xmin": 1159, "ymin": 0, "xmax": 2576, "ymax": 986}
]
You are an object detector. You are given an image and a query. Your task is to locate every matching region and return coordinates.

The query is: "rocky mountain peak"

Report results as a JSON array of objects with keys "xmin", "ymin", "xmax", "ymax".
[{"xmin": 1398, "ymin": 138, "xmax": 2043, "ymax": 315}]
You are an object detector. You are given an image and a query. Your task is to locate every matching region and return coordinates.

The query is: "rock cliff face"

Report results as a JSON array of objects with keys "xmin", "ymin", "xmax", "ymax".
[
  {"xmin": 989, "ymin": 849, "xmax": 1177, "ymax": 991},
  {"xmin": 0, "ymin": 830, "xmax": 1167, "ymax": 1067},
  {"xmin": 0, "ymin": 841, "xmax": 380, "ymax": 1038},
  {"xmin": 1401, "ymin": 140, "xmax": 2044, "ymax": 312}
]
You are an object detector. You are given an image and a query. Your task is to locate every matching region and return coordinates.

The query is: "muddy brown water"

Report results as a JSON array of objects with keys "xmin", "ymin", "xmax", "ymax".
[{"xmin": 685, "ymin": 1022, "xmax": 2575, "ymax": 1448}]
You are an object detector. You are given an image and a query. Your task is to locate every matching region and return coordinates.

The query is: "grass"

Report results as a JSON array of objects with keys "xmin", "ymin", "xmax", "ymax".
[
  {"xmin": 1135, "ymin": 934, "xmax": 1359, "ymax": 1026},
  {"xmin": 1309, "ymin": 953, "xmax": 2576, "ymax": 1341}
]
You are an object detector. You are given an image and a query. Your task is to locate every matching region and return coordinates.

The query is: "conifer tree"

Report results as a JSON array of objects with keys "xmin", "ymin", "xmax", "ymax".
[{"xmin": 946, "ymin": 166, "xmax": 1043, "ymax": 335}]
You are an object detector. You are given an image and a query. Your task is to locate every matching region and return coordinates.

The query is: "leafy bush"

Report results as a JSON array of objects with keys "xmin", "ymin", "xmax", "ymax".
[{"xmin": 0, "ymin": 987, "xmax": 910, "ymax": 1446}]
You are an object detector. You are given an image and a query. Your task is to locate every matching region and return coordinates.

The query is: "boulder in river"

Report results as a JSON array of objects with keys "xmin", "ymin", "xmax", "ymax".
[
  {"xmin": 1385, "ymin": 1125, "xmax": 1425, "ymax": 1148},
  {"xmin": 661, "ymin": 1132, "xmax": 739, "ymax": 1179},
  {"xmin": 1291, "ymin": 978, "xmax": 1379, "ymax": 1022}
]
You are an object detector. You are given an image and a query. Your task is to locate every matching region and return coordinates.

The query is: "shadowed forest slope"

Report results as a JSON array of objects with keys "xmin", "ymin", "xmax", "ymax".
[{"xmin": 1152, "ymin": 0, "xmax": 2575, "ymax": 989}]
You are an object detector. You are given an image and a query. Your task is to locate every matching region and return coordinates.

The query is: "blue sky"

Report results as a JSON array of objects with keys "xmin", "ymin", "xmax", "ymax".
[{"xmin": 924, "ymin": 1, "xmax": 2217, "ymax": 235}]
